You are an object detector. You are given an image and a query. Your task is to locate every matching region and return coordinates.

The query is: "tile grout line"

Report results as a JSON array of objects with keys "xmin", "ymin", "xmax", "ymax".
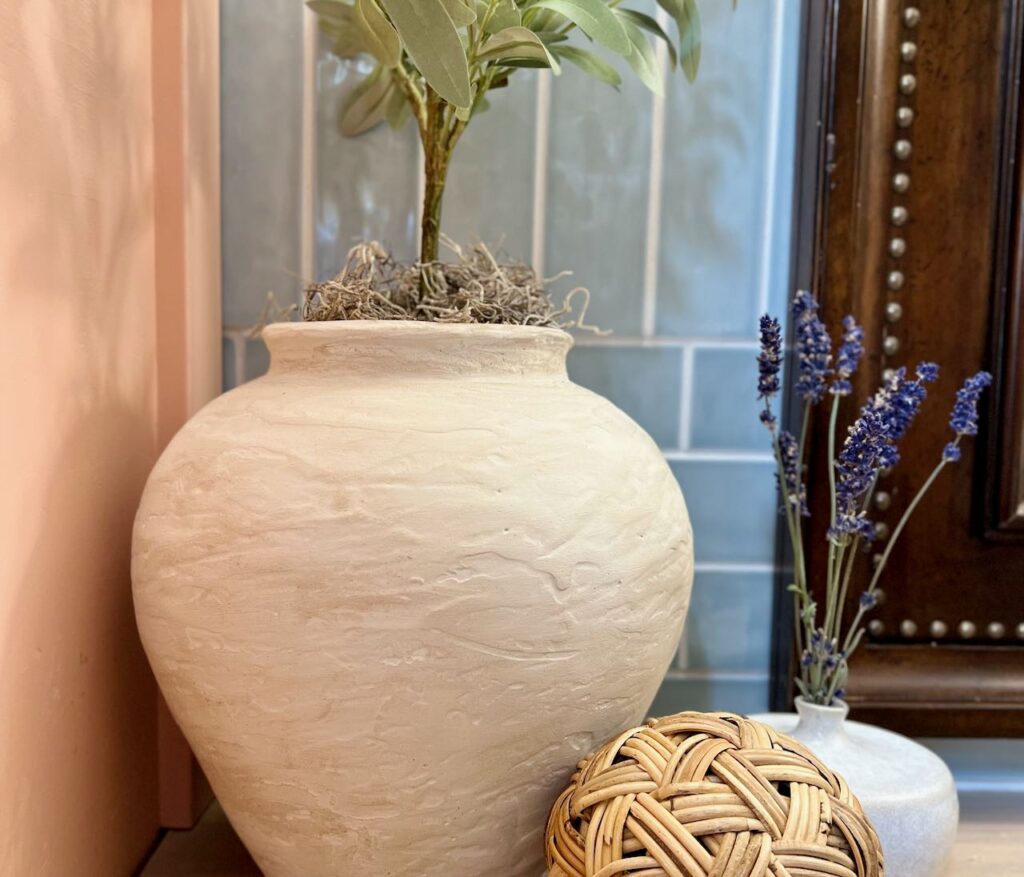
[
  {"xmin": 694, "ymin": 561, "xmax": 777, "ymax": 574},
  {"xmin": 663, "ymin": 669, "xmax": 771, "ymax": 682},
  {"xmin": 642, "ymin": 15, "xmax": 671, "ymax": 338},
  {"xmin": 299, "ymin": 3, "xmax": 318, "ymax": 301},
  {"xmin": 677, "ymin": 345, "xmax": 696, "ymax": 451},
  {"xmin": 574, "ymin": 335, "xmax": 760, "ymax": 349},
  {"xmin": 755, "ymin": 0, "xmax": 787, "ymax": 319},
  {"xmin": 531, "ymin": 71, "xmax": 552, "ymax": 277},
  {"xmin": 663, "ymin": 449, "xmax": 775, "ymax": 463}
]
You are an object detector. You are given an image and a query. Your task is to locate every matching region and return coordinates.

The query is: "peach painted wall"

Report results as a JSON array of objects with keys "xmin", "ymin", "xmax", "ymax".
[{"xmin": 0, "ymin": 0, "xmax": 218, "ymax": 872}]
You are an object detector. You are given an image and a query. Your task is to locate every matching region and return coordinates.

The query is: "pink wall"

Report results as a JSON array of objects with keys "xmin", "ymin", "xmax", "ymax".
[{"xmin": 0, "ymin": 0, "xmax": 220, "ymax": 871}]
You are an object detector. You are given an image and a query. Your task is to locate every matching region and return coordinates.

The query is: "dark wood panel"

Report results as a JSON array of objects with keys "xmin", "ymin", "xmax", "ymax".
[
  {"xmin": 985, "ymin": 28, "xmax": 1024, "ymax": 536},
  {"xmin": 777, "ymin": 0, "xmax": 1024, "ymax": 736}
]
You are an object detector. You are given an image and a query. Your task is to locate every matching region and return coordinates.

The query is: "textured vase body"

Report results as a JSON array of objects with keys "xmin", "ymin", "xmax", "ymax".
[
  {"xmin": 132, "ymin": 321, "xmax": 694, "ymax": 877},
  {"xmin": 754, "ymin": 698, "xmax": 959, "ymax": 877}
]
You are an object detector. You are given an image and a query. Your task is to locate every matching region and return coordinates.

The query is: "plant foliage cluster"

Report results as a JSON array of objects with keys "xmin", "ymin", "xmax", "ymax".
[{"xmin": 308, "ymin": 0, "xmax": 702, "ymax": 263}]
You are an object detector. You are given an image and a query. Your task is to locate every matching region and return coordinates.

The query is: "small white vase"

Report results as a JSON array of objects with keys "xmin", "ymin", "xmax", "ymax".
[{"xmin": 753, "ymin": 697, "xmax": 959, "ymax": 877}]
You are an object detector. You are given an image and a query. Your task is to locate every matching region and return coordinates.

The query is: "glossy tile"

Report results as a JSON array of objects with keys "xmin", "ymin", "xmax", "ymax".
[
  {"xmin": 568, "ymin": 344, "xmax": 683, "ymax": 449},
  {"xmin": 650, "ymin": 673, "xmax": 770, "ymax": 716},
  {"xmin": 443, "ymin": 73, "xmax": 536, "ymax": 262},
  {"xmin": 670, "ymin": 459, "xmax": 778, "ymax": 563},
  {"xmin": 656, "ymin": 0, "xmax": 798, "ymax": 338},
  {"xmin": 688, "ymin": 346, "xmax": 775, "ymax": 450},
  {"xmin": 316, "ymin": 51, "xmax": 420, "ymax": 276},
  {"xmin": 544, "ymin": 3, "xmax": 657, "ymax": 335},
  {"xmin": 221, "ymin": 0, "xmax": 304, "ymax": 325},
  {"xmin": 679, "ymin": 570, "xmax": 773, "ymax": 672}
]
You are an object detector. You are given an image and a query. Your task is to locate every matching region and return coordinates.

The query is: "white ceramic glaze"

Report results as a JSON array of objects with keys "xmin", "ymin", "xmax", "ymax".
[
  {"xmin": 132, "ymin": 321, "xmax": 694, "ymax": 877},
  {"xmin": 753, "ymin": 698, "xmax": 959, "ymax": 877}
]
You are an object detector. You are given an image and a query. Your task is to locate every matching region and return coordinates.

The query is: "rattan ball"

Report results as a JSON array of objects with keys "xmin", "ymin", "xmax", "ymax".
[{"xmin": 545, "ymin": 711, "xmax": 883, "ymax": 877}]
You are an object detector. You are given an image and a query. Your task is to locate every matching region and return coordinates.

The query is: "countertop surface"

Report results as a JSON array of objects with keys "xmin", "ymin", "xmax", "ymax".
[{"xmin": 141, "ymin": 790, "xmax": 1024, "ymax": 876}]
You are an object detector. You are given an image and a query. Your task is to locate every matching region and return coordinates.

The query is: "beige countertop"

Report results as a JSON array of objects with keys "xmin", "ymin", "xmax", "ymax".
[{"xmin": 142, "ymin": 790, "xmax": 1024, "ymax": 876}]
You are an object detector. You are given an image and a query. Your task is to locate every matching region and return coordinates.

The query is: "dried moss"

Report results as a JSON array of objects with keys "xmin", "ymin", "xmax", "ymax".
[{"xmin": 301, "ymin": 240, "xmax": 606, "ymax": 333}]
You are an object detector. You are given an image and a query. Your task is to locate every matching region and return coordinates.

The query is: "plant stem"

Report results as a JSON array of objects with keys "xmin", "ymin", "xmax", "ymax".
[
  {"xmin": 826, "ymin": 394, "xmax": 840, "ymax": 532},
  {"xmin": 865, "ymin": 455, "xmax": 950, "ymax": 595},
  {"xmin": 841, "ymin": 444, "xmax": 956, "ymax": 656},
  {"xmin": 772, "ymin": 429, "xmax": 809, "ymax": 687},
  {"xmin": 419, "ymin": 88, "xmax": 451, "ymax": 266}
]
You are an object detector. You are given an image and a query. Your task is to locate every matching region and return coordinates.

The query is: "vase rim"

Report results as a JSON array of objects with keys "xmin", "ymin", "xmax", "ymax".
[
  {"xmin": 263, "ymin": 319, "xmax": 573, "ymax": 344},
  {"xmin": 794, "ymin": 695, "xmax": 850, "ymax": 719},
  {"xmin": 262, "ymin": 319, "xmax": 575, "ymax": 378}
]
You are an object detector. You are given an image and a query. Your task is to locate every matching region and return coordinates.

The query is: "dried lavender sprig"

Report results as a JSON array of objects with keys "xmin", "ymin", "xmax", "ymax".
[
  {"xmin": 830, "ymin": 316, "xmax": 864, "ymax": 397},
  {"xmin": 844, "ymin": 372, "xmax": 993, "ymax": 658},
  {"xmin": 777, "ymin": 430, "xmax": 808, "ymax": 517},
  {"xmin": 757, "ymin": 314, "xmax": 783, "ymax": 430},
  {"xmin": 830, "ymin": 363, "xmax": 938, "ymax": 541},
  {"xmin": 792, "ymin": 292, "xmax": 833, "ymax": 403},
  {"xmin": 949, "ymin": 371, "xmax": 992, "ymax": 436}
]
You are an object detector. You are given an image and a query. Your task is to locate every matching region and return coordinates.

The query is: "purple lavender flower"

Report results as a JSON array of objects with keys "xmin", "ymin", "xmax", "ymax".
[
  {"xmin": 757, "ymin": 315, "xmax": 783, "ymax": 429},
  {"xmin": 829, "ymin": 409, "xmax": 887, "ymax": 540},
  {"xmin": 831, "ymin": 363, "xmax": 939, "ymax": 542},
  {"xmin": 777, "ymin": 430, "xmax": 808, "ymax": 516},
  {"xmin": 792, "ymin": 291, "xmax": 832, "ymax": 403},
  {"xmin": 859, "ymin": 591, "xmax": 878, "ymax": 609},
  {"xmin": 830, "ymin": 316, "xmax": 864, "ymax": 396},
  {"xmin": 862, "ymin": 363, "xmax": 938, "ymax": 461},
  {"xmin": 949, "ymin": 371, "xmax": 993, "ymax": 436},
  {"xmin": 942, "ymin": 442, "xmax": 962, "ymax": 462}
]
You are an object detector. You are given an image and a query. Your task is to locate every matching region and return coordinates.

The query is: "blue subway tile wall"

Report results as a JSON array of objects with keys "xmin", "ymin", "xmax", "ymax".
[
  {"xmin": 689, "ymin": 346, "xmax": 776, "ymax": 451},
  {"xmin": 669, "ymin": 460, "xmax": 779, "ymax": 565},
  {"xmin": 316, "ymin": 55, "xmax": 420, "ymax": 271},
  {"xmin": 655, "ymin": 0, "xmax": 792, "ymax": 340},
  {"xmin": 567, "ymin": 346, "xmax": 684, "ymax": 450},
  {"xmin": 443, "ymin": 73, "xmax": 538, "ymax": 260},
  {"xmin": 544, "ymin": 16, "xmax": 655, "ymax": 335},
  {"xmin": 680, "ymin": 570, "xmax": 773, "ymax": 673},
  {"xmin": 220, "ymin": 0, "xmax": 802, "ymax": 716},
  {"xmin": 220, "ymin": 0, "xmax": 305, "ymax": 328}
]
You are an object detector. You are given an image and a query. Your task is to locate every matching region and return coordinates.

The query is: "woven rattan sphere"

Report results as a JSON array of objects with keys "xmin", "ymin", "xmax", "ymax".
[{"xmin": 545, "ymin": 711, "xmax": 883, "ymax": 877}]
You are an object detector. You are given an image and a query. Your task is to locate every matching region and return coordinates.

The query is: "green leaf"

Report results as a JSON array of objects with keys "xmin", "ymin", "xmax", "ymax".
[
  {"xmin": 355, "ymin": 0, "xmax": 401, "ymax": 67},
  {"xmin": 529, "ymin": 0, "xmax": 630, "ymax": 56},
  {"xmin": 318, "ymin": 20, "xmax": 369, "ymax": 59},
  {"xmin": 616, "ymin": 8, "xmax": 676, "ymax": 71},
  {"xmin": 621, "ymin": 19, "xmax": 663, "ymax": 95},
  {"xmin": 339, "ymin": 67, "xmax": 395, "ymax": 136},
  {"xmin": 678, "ymin": 0, "xmax": 701, "ymax": 81},
  {"xmin": 439, "ymin": 0, "xmax": 477, "ymax": 26},
  {"xmin": 310, "ymin": 1, "xmax": 370, "ymax": 58},
  {"xmin": 535, "ymin": 30, "xmax": 570, "ymax": 45},
  {"xmin": 307, "ymin": 0, "xmax": 355, "ymax": 25},
  {"xmin": 657, "ymin": 0, "xmax": 701, "ymax": 81},
  {"xmin": 483, "ymin": 0, "xmax": 522, "ymax": 33},
  {"xmin": 385, "ymin": 81, "xmax": 410, "ymax": 128},
  {"xmin": 551, "ymin": 44, "xmax": 621, "ymax": 89},
  {"xmin": 379, "ymin": 0, "xmax": 473, "ymax": 107},
  {"xmin": 479, "ymin": 26, "xmax": 561, "ymax": 72}
]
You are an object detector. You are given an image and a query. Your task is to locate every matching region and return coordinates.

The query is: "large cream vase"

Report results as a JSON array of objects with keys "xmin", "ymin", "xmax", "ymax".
[{"xmin": 132, "ymin": 321, "xmax": 694, "ymax": 876}]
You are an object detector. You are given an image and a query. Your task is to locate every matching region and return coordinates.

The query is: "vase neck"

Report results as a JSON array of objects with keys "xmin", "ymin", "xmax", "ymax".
[
  {"xmin": 262, "ymin": 321, "xmax": 573, "ymax": 380},
  {"xmin": 793, "ymin": 696, "xmax": 850, "ymax": 747}
]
